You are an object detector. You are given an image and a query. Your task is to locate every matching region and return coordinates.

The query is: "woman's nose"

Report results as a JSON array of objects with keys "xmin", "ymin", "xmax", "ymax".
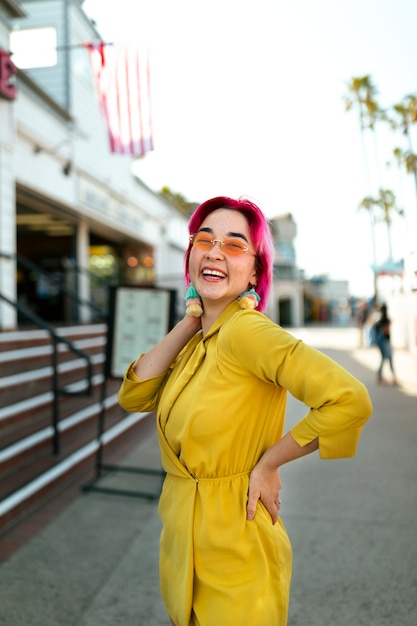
[{"xmin": 206, "ymin": 241, "xmax": 223, "ymax": 257}]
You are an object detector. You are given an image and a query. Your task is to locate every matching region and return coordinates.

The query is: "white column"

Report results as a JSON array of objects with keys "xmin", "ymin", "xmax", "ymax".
[
  {"xmin": 76, "ymin": 220, "xmax": 91, "ymax": 323},
  {"xmin": 292, "ymin": 287, "xmax": 304, "ymax": 327},
  {"xmin": 0, "ymin": 102, "xmax": 17, "ymax": 330}
]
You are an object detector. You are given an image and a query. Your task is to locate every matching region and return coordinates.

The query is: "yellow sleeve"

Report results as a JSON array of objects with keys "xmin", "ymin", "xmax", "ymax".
[
  {"xmin": 221, "ymin": 311, "xmax": 373, "ymax": 459},
  {"xmin": 117, "ymin": 358, "xmax": 168, "ymax": 413}
]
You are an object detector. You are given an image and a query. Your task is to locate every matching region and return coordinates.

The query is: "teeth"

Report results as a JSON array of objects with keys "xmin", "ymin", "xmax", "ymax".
[{"xmin": 203, "ymin": 269, "xmax": 226, "ymax": 278}]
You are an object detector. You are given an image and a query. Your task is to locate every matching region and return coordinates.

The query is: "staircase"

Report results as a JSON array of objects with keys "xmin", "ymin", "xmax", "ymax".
[{"xmin": 0, "ymin": 323, "xmax": 151, "ymax": 535}]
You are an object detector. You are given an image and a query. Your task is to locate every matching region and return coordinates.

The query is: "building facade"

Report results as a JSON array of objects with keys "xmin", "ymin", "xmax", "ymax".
[
  {"xmin": 269, "ymin": 213, "xmax": 304, "ymax": 327},
  {"xmin": 0, "ymin": 0, "xmax": 188, "ymax": 330}
]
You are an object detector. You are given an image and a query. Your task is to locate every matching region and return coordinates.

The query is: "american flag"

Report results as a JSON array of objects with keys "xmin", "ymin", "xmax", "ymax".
[{"xmin": 87, "ymin": 42, "xmax": 154, "ymax": 157}]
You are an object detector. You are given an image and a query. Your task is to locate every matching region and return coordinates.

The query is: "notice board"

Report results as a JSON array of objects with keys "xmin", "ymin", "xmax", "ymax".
[{"xmin": 106, "ymin": 286, "xmax": 177, "ymax": 378}]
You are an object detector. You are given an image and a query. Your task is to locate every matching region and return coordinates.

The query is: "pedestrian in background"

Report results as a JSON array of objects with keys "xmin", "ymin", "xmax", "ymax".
[
  {"xmin": 118, "ymin": 196, "xmax": 373, "ymax": 626},
  {"xmin": 356, "ymin": 299, "xmax": 370, "ymax": 347},
  {"xmin": 375, "ymin": 303, "xmax": 398, "ymax": 385}
]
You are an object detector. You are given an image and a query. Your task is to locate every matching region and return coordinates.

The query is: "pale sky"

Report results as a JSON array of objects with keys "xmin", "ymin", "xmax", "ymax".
[{"xmin": 82, "ymin": 0, "xmax": 417, "ymax": 298}]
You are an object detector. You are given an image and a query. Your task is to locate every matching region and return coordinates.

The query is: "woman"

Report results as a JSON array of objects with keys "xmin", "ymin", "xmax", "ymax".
[
  {"xmin": 375, "ymin": 304, "xmax": 398, "ymax": 385},
  {"xmin": 118, "ymin": 196, "xmax": 372, "ymax": 626}
]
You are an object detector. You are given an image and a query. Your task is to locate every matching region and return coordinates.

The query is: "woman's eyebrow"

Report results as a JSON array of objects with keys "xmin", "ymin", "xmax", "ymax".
[
  {"xmin": 198, "ymin": 227, "xmax": 249, "ymax": 242},
  {"xmin": 228, "ymin": 231, "xmax": 249, "ymax": 242}
]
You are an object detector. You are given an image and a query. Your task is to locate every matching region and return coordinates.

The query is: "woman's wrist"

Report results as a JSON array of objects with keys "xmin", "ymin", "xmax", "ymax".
[{"xmin": 180, "ymin": 312, "xmax": 202, "ymax": 336}]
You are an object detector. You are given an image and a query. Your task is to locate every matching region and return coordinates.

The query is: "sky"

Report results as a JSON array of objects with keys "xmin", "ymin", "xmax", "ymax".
[{"xmin": 82, "ymin": 0, "xmax": 417, "ymax": 298}]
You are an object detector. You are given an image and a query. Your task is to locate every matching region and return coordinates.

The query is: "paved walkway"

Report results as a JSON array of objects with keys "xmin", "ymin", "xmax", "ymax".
[{"xmin": 0, "ymin": 326, "xmax": 416, "ymax": 626}]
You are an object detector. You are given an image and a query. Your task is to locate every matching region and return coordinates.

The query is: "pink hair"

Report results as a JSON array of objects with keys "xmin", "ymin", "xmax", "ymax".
[{"xmin": 185, "ymin": 196, "xmax": 274, "ymax": 312}]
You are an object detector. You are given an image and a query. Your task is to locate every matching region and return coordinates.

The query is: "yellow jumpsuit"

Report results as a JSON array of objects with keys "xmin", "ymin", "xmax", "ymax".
[{"xmin": 118, "ymin": 302, "xmax": 372, "ymax": 626}]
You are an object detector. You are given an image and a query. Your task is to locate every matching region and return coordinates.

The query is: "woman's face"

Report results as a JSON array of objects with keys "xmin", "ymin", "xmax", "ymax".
[{"xmin": 189, "ymin": 208, "xmax": 257, "ymax": 311}]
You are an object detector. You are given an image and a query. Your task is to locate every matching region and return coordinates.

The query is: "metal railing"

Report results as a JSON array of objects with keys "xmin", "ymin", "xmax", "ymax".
[
  {"xmin": 15, "ymin": 253, "xmax": 108, "ymax": 322},
  {"xmin": 68, "ymin": 260, "xmax": 117, "ymax": 320},
  {"xmin": 0, "ymin": 292, "xmax": 93, "ymax": 455}
]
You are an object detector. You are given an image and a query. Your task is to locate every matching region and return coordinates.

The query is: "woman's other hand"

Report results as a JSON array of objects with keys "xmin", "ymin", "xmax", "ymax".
[{"xmin": 247, "ymin": 464, "xmax": 282, "ymax": 525}]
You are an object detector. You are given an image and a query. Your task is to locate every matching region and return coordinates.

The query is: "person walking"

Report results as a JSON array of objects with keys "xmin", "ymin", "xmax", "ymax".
[
  {"xmin": 118, "ymin": 196, "xmax": 373, "ymax": 626},
  {"xmin": 356, "ymin": 299, "xmax": 369, "ymax": 347},
  {"xmin": 375, "ymin": 303, "xmax": 398, "ymax": 385}
]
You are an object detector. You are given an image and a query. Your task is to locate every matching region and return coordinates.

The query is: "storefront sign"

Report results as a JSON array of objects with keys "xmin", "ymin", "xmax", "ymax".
[
  {"xmin": 0, "ymin": 49, "xmax": 17, "ymax": 101},
  {"xmin": 78, "ymin": 178, "xmax": 160, "ymax": 243},
  {"xmin": 106, "ymin": 286, "xmax": 176, "ymax": 378}
]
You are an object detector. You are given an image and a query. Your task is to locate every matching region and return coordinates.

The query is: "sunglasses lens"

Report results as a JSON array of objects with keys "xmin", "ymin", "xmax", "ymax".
[
  {"xmin": 223, "ymin": 240, "xmax": 247, "ymax": 255},
  {"xmin": 193, "ymin": 236, "xmax": 213, "ymax": 250}
]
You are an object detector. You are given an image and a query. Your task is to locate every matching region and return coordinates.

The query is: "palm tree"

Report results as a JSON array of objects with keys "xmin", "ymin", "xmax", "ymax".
[
  {"xmin": 389, "ymin": 147, "xmax": 407, "ymax": 211},
  {"xmin": 344, "ymin": 76, "xmax": 377, "ymax": 173},
  {"xmin": 346, "ymin": 75, "xmax": 386, "ymax": 188},
  {"xmin": 404, "ymin": 152, "xmax": 417, "ymax": 178},
  {"xmin": 358, "ymin": 188, "xmax": 404, "ymax": 262},
  {"xmin": 159, "ymin": 186, "xmax": 198, "ymax": 217},
  {"xmin": 345, "ymin": 76, "xmax": 379, "ymax": 126},
  {"xmin": 389, "ymin": 94, "xmax": 417, "ymax": 211},
  {"xmin": 345, "ymin": 75, "xmax": 381, "ymax": 297},
  {"xmin": 377, "ymin": 189, "xmax": 404, "ymax": 262}
]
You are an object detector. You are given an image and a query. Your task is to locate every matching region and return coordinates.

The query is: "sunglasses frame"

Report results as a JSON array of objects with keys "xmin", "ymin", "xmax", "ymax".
[{"xmin": 189, "ymin": 234, "xmax": 250, "ymax": 255}]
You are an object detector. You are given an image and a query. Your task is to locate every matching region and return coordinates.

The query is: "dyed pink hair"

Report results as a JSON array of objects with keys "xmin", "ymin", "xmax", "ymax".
[{"xmin": 185, "ymin": 196, "xmax": 274, "ymax": 312}]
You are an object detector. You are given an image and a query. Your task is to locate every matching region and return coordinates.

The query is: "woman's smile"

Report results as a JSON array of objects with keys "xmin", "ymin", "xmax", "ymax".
[{"xmin": 201, "ymin": 267, "xmax": 227, "ymax": 280}]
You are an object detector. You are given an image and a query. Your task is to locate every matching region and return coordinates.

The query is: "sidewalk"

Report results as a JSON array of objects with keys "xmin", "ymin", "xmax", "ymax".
[
  {"xmin": 0, "ymin": 326, "xmax": 416, "ymax": 626},
  {"xmin": 0, "ymin": 427, "xmax": 168, "ymax": 626}
]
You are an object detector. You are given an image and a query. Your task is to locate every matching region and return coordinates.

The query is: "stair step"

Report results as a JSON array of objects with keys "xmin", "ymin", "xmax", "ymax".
[
  {"xmin": 0, "ymin": 390, "xmax": 121, "ymax": 480},
  {"xmin": 0, "ymin": 373, "xmax": 105, "ymax": 446},
  {"xmin": 0, "ymin": 322, "xmax": 147, "ymax": 537},
  {"xmin": 0, "ymin": 324, "xmax": 107, "ymax": 351},
  {"xmin": 0, "ymin": 356, "xmax": 104, "ymax": 410},
  {"xmin": 0, "ymin": 411, "xmax": 151, "ymax": 533},
  {"xmin": 0, "ymin": 336, "xmax": 105, "ymax": 377}
]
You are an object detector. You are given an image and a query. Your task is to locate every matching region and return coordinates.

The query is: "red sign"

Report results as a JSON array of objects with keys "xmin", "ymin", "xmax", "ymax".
[{"xmin": 0, "ymin": 49, "xmax": 17, "ymax": 101}]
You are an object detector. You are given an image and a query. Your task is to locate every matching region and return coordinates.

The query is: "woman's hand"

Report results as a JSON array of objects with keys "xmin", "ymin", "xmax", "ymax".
[
  {"xmin": 246, "ymin": 463, "xmax": 282, "ymax": 525},
  {"xmin": 246, "ymin": 433, "xmax": 318, "ymax": 524},
  {"xmin": 184, "ymin": 309, "xmax": 203, "ymax": 332}
]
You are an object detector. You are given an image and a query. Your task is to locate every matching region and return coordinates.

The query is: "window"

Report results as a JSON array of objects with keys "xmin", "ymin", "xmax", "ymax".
[{"xmin": 10, "ymin": 27, "xmax": 57, "ymax": 69}]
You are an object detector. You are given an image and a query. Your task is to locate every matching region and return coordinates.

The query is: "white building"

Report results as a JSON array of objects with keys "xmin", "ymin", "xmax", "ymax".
[
  {"xmin": 0, "ymin": 0, "xmax": 188, "ymax": 330},
  {"xmin": 269, "ymin": 213, "xmax": 304, "ymax": 327}
]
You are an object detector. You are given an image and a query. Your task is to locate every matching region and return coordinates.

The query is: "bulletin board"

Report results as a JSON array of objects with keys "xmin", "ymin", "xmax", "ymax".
[{"xmin": 105, "ymin": 286, "xmax": 177, "ymax": 378}]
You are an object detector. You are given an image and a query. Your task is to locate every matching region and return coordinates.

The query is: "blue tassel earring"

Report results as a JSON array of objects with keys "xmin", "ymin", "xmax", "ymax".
[
  {"xmin": 239, "ymin": 287, "xmax": 260, "ymax": 310},
  {"xmin": 185, "ymin": 283, "xmax": 203, "ymax": 317}
]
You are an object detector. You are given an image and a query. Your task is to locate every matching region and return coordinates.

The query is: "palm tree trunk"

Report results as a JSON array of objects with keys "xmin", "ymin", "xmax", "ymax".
[
  {"xmin": 405, "ymin": 131, "xmax": 417, "ymax": 219},
  {"xmin": 386, "ymin": 220, "xmax": 393, "ymax": 261},
  {"xmin": 358, "ymin": 115, "xmax": 378, "ymax": 300}
]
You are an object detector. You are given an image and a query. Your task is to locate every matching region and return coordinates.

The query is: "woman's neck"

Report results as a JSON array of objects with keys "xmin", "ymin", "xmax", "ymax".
[{"xmin": 200, "ymin": 299, "xmax": 235, "ymax": 336}]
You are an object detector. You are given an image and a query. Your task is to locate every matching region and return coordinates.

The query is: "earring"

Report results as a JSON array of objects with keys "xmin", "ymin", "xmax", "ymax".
[
  {"xmin": 185, "ymin": 283, "xmax": 203, "ymax": 317},
  {"xmin": 239, "ymin": 287, "xmax": 260, "ymax": 310}
]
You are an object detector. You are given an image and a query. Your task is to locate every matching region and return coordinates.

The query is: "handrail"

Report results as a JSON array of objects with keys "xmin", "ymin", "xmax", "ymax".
[
  {"xmin": 69, "ymin": 261, "xmax": 117, "ymax": 318},
  {"xmin": 0, "ymin": 291, "xmax": 93, "ymax": 455},
  {"xmin": 15, "ymin": 253, "xmax": 107, "ymax": 322},
  {"xmin": 70, "ymin": 261, "xmax": 118, "ymax": 287}
]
